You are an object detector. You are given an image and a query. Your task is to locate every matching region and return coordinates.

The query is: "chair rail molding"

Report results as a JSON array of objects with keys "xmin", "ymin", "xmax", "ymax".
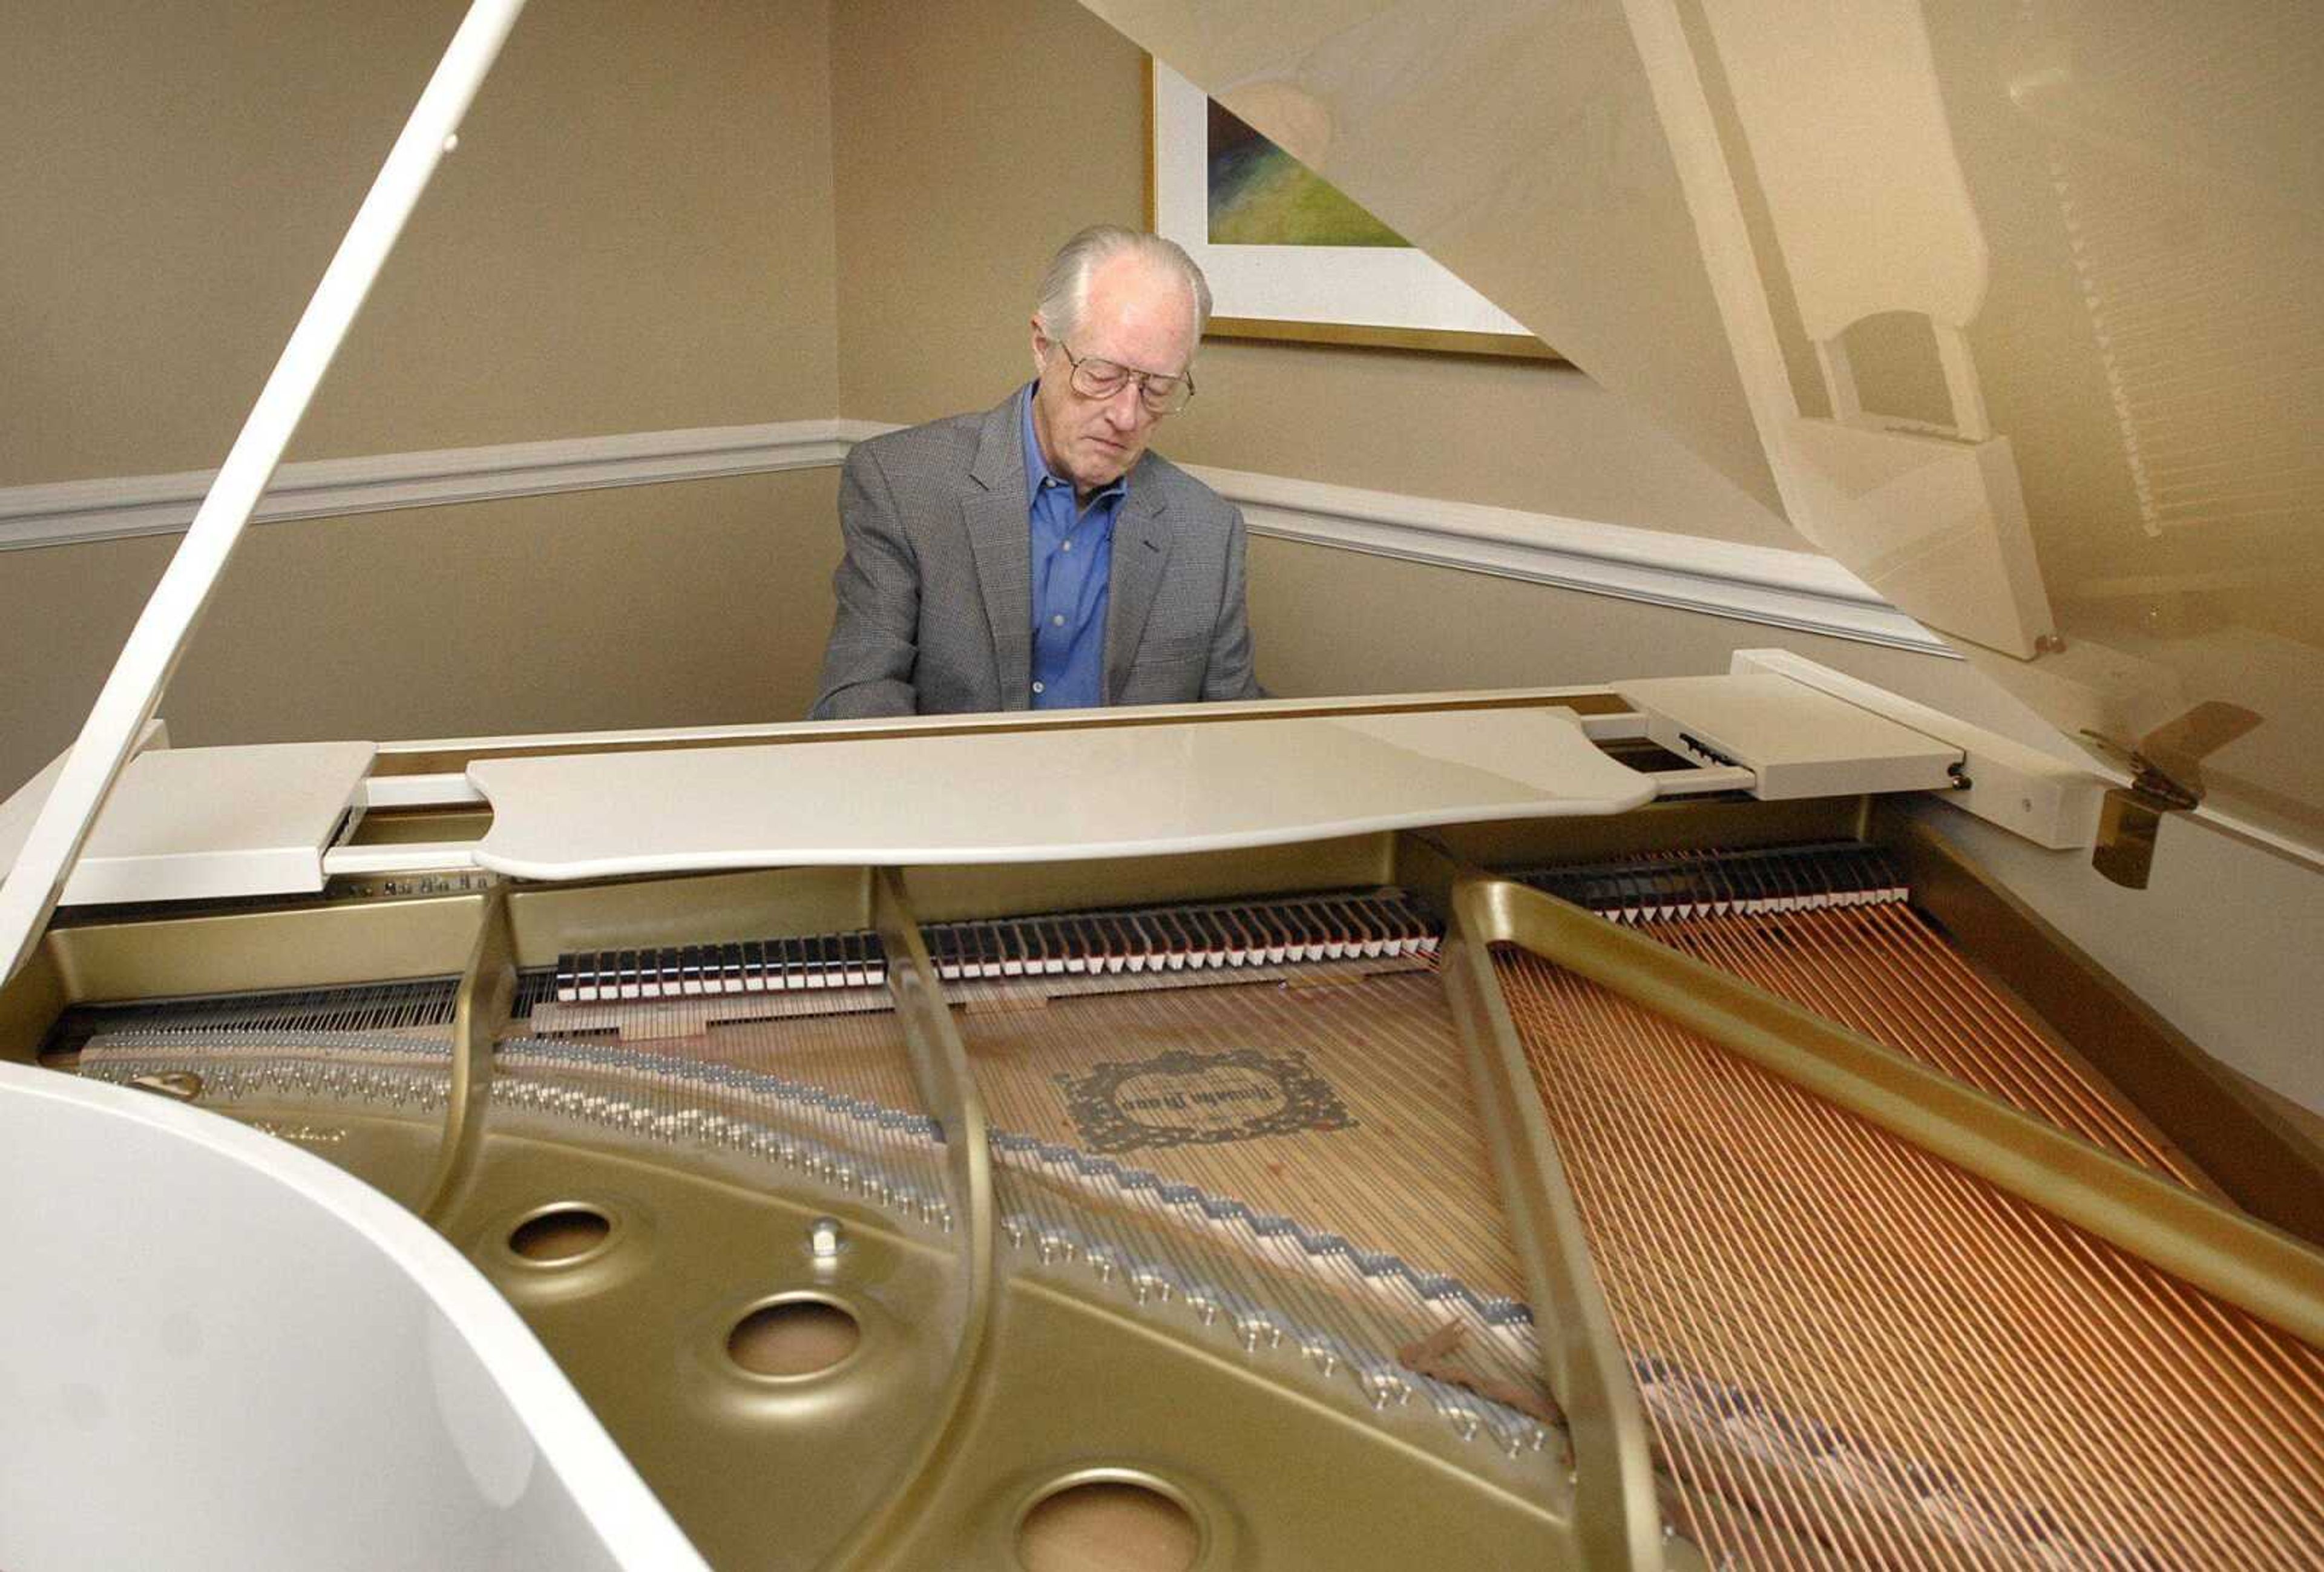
[
  {"xmin": 0, "ymin": 421, "xmax": 886, "ymax": 552},
  {"xmin": 1184, "ymin": 461, "xmax": 1948, "ymax": 656},
  {"xmin": 1, "ymin": 418, "xmax": 1947, "ymax": 656}
]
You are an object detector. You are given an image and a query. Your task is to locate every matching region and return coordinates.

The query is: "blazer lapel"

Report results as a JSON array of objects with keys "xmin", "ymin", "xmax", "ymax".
[
  {"xmin": 965, "ymin": 398, "xmax": 1034, "ymax": 710},
  {"xmin": 1104, "ymin": 477, "xmax": 1173, "ymax": 704}
]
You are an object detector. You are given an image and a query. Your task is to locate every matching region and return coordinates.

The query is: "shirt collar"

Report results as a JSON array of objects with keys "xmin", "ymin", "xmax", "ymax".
[{"xmin": 1020, "ymin": 381, "xmax": 1128, "ymax": 508}]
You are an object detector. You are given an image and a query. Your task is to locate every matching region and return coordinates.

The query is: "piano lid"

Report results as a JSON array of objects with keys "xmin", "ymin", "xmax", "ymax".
[{"xmin": 1086, "ymin": 0, "xmax": 2324, "ymax": 864}]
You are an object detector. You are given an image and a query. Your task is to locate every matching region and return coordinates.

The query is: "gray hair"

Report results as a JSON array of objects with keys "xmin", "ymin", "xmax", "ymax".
[{"xmin": 1034, "ymin": 225, "xmax": 1213, "ymax": 347}]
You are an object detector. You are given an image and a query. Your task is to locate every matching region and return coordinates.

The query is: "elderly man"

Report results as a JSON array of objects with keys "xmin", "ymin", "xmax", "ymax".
[{"xmin": 810, "ymin": 226, "xmax": 1261, "ymax": 719}]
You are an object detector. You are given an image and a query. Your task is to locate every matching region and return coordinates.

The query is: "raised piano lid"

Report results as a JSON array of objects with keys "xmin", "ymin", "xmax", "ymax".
[
  {"xmin": 465, "ymin": 706, "xmax": 1656, "ymax": 878},
  {"xmin": 1087, "ymin": 0, "xmax": 2324, "ymax": 869}
]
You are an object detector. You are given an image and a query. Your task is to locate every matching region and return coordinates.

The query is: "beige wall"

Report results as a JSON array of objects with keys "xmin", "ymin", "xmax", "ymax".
[
  {"xmin": 1250, "ymin": 539, "xmax": 2016, "ymax": 723},
  {"xmin": 831, "ymin": 0, "xmax": 1794, "ymax": 547},
  {"xmin": 2, "ymin": 0, "xmax": 1894, "ymax": 802},
  {"xmin": 0, "ymin": 0, "xmax": 1997, "ymax": 776},
  {"xmin": 2, "ymin": 0, "xmax": 839, "ymax": 791},
  {"xmin": 2, "ymin": 473, "xmax": 841, "ymax": 772},
  {"xmin": 832, "ymin": 0, "xmax": 1136, "ymax": 429},
  {"xmin": 0, "ymin": 0, "xmax": 2188, "ymax": 758},
  {"xmin": 827, "ymin": 0, "xmax": 2089, "ymax": 739},
  {"xmin": 5, "ymin": 0, "xmax": 835, "ymax": 481}
]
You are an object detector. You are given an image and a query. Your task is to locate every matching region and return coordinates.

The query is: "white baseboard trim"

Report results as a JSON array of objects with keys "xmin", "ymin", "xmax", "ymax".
[
  {"xmin": 0, "ymin": 421, "xmax": 867, "ymax": 552},
  {"xmin": 0, "ymin": 417, "xmax": 1949, "ymax": 657}
]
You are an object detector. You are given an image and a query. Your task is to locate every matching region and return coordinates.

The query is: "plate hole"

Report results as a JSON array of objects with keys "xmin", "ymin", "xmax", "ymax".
[
  {"xmin": 1018, "ymin": 1481, "xmax": 1200, "ymax": 1572},
  {"xmin": 727, "ymin": 1298, "xmax": 860, "ymax": 1376},
  {"xmin": 508, "ymin": 1205, "xmax": 611, "ymax": 1263}
]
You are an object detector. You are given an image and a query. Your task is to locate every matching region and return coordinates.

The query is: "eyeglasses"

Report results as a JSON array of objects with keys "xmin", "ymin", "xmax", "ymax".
[{"xmin": 1055, "ymin": 341, "xmax": 1196, "ymax": 415}]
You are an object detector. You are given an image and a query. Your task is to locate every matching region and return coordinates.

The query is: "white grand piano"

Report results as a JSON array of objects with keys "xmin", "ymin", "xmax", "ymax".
[{"xmin": 5, "ymin": 2, "xmax": 2320, "ymax": 1569}]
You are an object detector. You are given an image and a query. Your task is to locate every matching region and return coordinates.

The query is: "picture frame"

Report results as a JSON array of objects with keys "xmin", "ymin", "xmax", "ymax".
[{"xmin": 1145, "ymin": 59, "xmax": 1558, "ymax": 361}]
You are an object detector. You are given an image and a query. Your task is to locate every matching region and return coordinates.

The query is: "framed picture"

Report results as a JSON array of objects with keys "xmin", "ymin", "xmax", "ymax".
[{"xmin": 1145, "ymin": 59, "xmax": 1557, "ymax": 360}]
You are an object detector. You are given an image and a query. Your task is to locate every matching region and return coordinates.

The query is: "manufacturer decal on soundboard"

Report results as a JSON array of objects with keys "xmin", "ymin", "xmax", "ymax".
[{"xmin": 1057, "ymin": 1047, "xmax": 1353, "ymax": 1154}]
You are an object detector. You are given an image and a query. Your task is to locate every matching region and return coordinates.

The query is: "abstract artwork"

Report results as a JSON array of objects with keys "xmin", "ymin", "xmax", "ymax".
[
  {"xmin": 1149, "ymin": 60, "xmax": 1552, "ymax": 358},
  {"xmin": 1204, "ymin": 102, "xmax": 1407, "ymax": 248}
]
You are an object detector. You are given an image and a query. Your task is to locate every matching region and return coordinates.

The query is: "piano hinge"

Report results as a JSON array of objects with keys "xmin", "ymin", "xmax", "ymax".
[
  {"xmin": 1673, "ymin": 731, "xmax": 1741, "ymax": 770},
  {"xmin": 2080, "ymin": 702, "xmax": 2260, "ymax": 889}
]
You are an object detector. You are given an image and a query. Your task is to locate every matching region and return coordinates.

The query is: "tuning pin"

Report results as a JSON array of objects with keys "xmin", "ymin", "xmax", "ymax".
[{"xmin": 1364, "ymin": 1372, "xmax": 1411, "ymax": 1410}]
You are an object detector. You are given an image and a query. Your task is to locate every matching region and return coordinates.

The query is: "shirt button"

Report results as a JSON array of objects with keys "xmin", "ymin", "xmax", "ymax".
[
  {"xmin": 1061, "ymin": 539, "xmax": 1072, "ymax": 551},
  {"xmin": 1052, "ymin": 614, "xmax": 1066, "ymax": 626},
  {"xmin": 1032, "ymin": 681, "xmax": 1045, "ymax": 694}
]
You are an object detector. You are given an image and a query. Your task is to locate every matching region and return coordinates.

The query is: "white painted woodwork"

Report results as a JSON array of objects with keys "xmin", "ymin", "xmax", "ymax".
[
  {"xmin": 0, "ymin": 1064, "xmax": 706, "ymax": 1571},
  {"xmin": 1616, "ymin": 673, "xmax": 1961, "ymax": 800},
  {"xmin": 0, "ymin": 421, "xmax": 873, "ymax": 552},
  {"xmin": 1730, "ymin": 650, "xmax": 2106, "ymax": 850},
  {"xmin": 1699, "ymin": 0, "xmax": 1988, "ymax": 350},
  {"xmin": 0, "ymin": 425, "xmax": 1952, "ymax": 657},
  {"xmin": 1781, "ymin": 422, "xmax": 2055, "ymax": 660},
  {"xmin": 1616, "ymin": 0, "xmax": 1820, "ymax": 530},
  {"xmin": 1618, "ymin": 0, "xmax": 2058, "ymax": 663},
  {"xmin": 376, "ymin": 686, "xmax": 1644, "ymax": 762},
  {"xmin": 0, "ymin": 0, "xmax": 528, "ymax": 987},
  {"xmin": 466, "ymin": 708, "xmax": 1658, "ymax": 878},
  {"xmin": 361, "ymin": 771, "xmax": 489, "ymax": 809},
  {"xmin": 51, "ymin": 742, "xmax": 376, "ymax": 905},
  {"xmin": 320, "ymin": 842, "xmax": 488, "ymax": 878},
  {"xmin": 1184, "ymin": 461, "xmax": 1949, "ymax": 655},
  {"xmin": 0, "ymin": 721, "xmax": 171, "ymax": 879},
  {"xmin": 14, "ymin": 666, "xmax": 2108, "ymax": 911},
  {"xmin": 1647, "ymin": 763, "xmax": 1760, "ymax": 798}
]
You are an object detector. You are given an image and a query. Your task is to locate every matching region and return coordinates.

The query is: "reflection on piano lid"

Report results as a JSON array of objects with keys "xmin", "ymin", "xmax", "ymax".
[{"xmin": 1093, "ymin": 0, "xmax": 2324, "ymax": 866}]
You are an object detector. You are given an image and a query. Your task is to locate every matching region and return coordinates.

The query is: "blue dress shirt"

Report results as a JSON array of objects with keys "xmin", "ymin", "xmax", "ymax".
[{"xmin": 1021, "ymin": 383, "xmax": 1123, "ymax": 709}]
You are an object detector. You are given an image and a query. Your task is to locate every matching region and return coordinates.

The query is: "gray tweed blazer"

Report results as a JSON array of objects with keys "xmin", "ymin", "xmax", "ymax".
[{"xmin": 810, "ymin": 391, "xmax": 1261, "ymax": 719}]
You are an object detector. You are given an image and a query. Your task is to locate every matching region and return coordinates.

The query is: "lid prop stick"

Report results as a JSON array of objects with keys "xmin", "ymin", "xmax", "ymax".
[{"xmin": 0, "ymin": 0, "xmax": 530, "ymax": 984}]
